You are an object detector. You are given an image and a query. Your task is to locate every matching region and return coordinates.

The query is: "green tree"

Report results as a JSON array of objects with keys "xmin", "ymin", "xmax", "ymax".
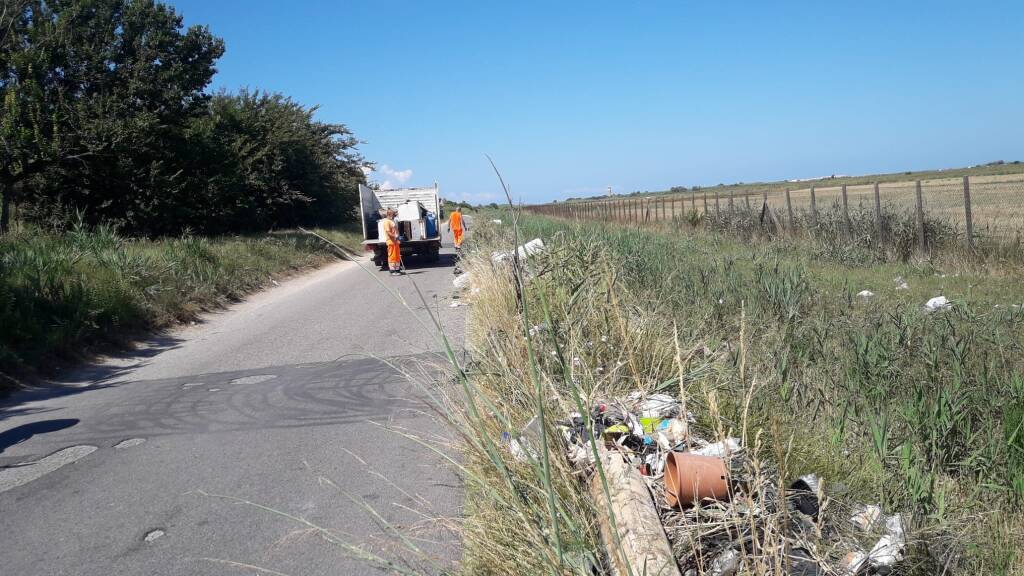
[
  {"xmin": 182, "ymin": 90, "xmax": 365, "ymax": 233},
  {"xmin": 1, "ymin": 0, "xmax": 224, "ymax": 233}
]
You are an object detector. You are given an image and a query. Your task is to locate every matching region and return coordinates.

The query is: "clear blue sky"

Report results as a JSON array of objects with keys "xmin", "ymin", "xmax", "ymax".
[{"xmin": 169, "ymin": 0, "xmax": 1023, "ymax": 204}]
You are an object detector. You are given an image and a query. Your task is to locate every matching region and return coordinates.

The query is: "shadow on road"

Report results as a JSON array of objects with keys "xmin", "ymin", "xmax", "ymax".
[
  {"xmin": 0, "ymin": 334, "xmax": 184, "ymax": 422},
  {"xmin": 0, "ymin": 418, "xmax": 79, "ymax": 454}
]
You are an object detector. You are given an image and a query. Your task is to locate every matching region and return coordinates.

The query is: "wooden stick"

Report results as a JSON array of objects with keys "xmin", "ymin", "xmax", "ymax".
[{"xmin": 591, "ymin": 446, "xmax": 681, "ymax": 576}]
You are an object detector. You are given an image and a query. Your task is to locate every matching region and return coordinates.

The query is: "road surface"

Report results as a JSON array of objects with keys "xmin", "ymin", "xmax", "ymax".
[{"xmin": 0, "ymin": 235, "xmax": 468, "ymax": 575}]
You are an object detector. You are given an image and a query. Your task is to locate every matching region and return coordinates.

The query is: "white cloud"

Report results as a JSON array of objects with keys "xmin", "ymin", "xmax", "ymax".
[{"xmin": 370, "ymin": 164, "xmax": 413, "ymax": 189}]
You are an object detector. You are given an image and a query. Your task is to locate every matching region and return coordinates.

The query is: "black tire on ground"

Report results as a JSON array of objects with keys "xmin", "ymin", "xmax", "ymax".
[{"xmin": 427, "ymin": 248, "xmax": 441, "ymax": 263}]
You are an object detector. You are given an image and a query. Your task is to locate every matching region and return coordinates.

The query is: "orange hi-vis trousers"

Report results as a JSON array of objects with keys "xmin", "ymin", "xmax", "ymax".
[
  {"xmin": 453, "ymin": 228, "xmax": 464, "ymax": 248},
  {"xmin": 387, "ymin": 241, "xmax": 401, "ymax": 270}
]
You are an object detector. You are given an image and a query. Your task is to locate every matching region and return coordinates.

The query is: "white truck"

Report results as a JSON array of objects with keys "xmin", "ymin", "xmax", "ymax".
[{"xmin": 358, "ymin": 183, "xmax": 443, "ymax": 269}]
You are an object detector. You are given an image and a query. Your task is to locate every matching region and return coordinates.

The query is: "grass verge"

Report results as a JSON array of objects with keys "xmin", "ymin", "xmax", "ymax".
[
  {"xmin": 0, "ymin": 221, "xmax": 362, "ymax": 386},
  {"xmin": 452, "ymin": 213, "xmax": 1023, "ymax": 575}
]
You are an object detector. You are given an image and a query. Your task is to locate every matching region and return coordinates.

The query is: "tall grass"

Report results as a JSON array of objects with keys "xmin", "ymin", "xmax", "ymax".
[
  {"xmin": 452, "ymin": 213, "xmax": 1024, "ymax": 575},
  {"xmin": 0, "ymin": 221, "xmax": 361, "ymax": 383}
]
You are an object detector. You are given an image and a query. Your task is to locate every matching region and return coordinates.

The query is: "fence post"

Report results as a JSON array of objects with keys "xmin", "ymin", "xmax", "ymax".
[
  {"xmin": 728, "ymin": 190, "xmax": 735, "ymax": 213},
  {"xmin": 661, "ymin": 199, "xmax": 666, "ymax": 221},
  {"xmin": 702, "ymin": 191, "xmax": 708, "ymax": 214},
  {"xmin": 873, "ymin": 182, "xmax": 883, "ymax": 241},
  {"xmin": 691, "ymin": 192, "xmax": 696, "ymax": 213},
  {"xmin": 841, "ymin": 184, "xmax": 850, "ymax": 236},
  {"xmin": 715, "ymin": 190, "xmax": 721, "ymax": 217},
  {"xmin": 963, "ymin": 176, "xmax": 974, "ymax": 248},
  {"xmin": 810, "ymin": 186, "xmax": 818, "ymax": 228},
  {"xmin": 744, "ymin": 194, "xmax": 750, "ymax": 210},
  {"xmin": 915, "ymin": 180, "xmax": 925, "ymax": 252},
  {"xmin": 785, "ymin": 188, "xmax": 794, "ymax": 230}
]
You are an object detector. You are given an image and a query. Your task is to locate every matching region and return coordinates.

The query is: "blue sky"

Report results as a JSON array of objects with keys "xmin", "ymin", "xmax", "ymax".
[{"xmin": 169, "ymin": 1, "xmax": 1023, "ymax": 204}]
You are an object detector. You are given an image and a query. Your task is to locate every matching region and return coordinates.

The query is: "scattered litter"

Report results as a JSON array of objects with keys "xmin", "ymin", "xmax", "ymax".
[
  {"xmin": 490, "ymin": 219, "xmax": 502, "ymax": 224},
  {"xmin": 857, "ymin": 290, "xmax": 875, "ymax": 299},
  {"xmin": 788, "ymin": 474, "xmax": 821, "ymax": 519},
  {"xmin": 492, "ymin": 238, "xmax": 546, "ymax": 263},
  {"xmin": 143, "ymin": 529, "xmax": 165, "ymax": 543},
  {"xmin": 923, "ymin": 295, "xmax": 952, "ymax": 312},
  {"xmin": 550, "ymin": 390, "xmax": 911, "ymax": 575},
  {"xmin": 707, "ymin": 548, "xmax": 740, "ymax": 576},
  {"xmin": 453, "ymin": 273, "xmax": 472, "ymax": 289},
  {"xmin": 691, "ymin": 438, "xmax": 742, "ymax": 458},
  {"xmin": 850, "ymin": 504, "xmax": 883, "ymax": 531},
  {"xmin": 517, "ymin": 238, "xmax": 545, "ymax": 259},
  {"xmin": 528, "ymin": 323, "xmax": 548, "ymax": 337},
  {"xmin": 449, "ymin": 301, "xmax": 463, "ymax": 308},
  {"xmin": 664, "ymin": 451, "xmax": 730, "ymax": 508},
  {"xmin": 894, "ymin": 276, "xmax": 909, "ymax": 290}
]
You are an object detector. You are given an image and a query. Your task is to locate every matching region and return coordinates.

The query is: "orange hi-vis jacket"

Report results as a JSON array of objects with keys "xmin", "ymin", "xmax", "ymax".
[
  {"xmin": 382, "ymin": 217, "xmax": 399, "ymax": 245},
  {"xmin": 449, "ymin": 211, "xmax": 464, "ymax": 247}
]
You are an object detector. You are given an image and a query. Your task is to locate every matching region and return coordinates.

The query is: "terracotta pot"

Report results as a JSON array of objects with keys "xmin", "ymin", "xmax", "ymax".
[{"xmin": 664, "ymin": 451, "xmax": 730, "ymax": 508}]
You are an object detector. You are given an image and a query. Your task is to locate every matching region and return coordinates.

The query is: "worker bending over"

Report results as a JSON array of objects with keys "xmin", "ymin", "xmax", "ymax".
[
  {"xmin": 448, "ymin": 207, "xmax": 467, "ymax": 252},
  {"xmin": 382, "ymin": 208, "xmax": 404, "ymax": 275}
]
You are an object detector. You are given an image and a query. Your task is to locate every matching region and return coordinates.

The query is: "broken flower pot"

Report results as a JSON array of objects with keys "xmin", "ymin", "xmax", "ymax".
[{"xmin": 664, "ymin": 451, "xmax": 730, "ymax": 508}]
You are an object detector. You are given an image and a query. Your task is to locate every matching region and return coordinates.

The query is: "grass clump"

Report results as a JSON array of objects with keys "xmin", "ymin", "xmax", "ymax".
[
  {"xmin": 0, "ymin": 220, "xmax": 361, "ymax": 383},
  {"xmin": 453, "ymin": 212, "xmax": 1024, "ymax": 575}
]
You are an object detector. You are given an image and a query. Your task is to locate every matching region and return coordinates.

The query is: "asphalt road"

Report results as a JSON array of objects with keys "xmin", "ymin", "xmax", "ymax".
[{"xmin": 0, "ymin": 234, "xmax": 468, "ymax": 575}]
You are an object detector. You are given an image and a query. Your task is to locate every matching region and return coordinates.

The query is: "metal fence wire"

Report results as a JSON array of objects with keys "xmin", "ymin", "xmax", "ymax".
[{"xmin": 527, "ymin": 175, "xmax": 1024, "ymax": 251}]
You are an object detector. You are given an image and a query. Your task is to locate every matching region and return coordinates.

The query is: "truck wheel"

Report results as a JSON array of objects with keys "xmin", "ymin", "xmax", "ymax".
[{"xmin": 428, "ymin": 248, "xmax": 441, "ymax": 263}]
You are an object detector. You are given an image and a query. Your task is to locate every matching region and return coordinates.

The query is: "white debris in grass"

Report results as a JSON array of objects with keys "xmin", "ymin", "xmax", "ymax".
[
  {"xmin": 691, "ymin": 438, "xmax": 742, "ymax": 458},
  {"xmin": 923, "ymin": 295, "xmax": 952, "ymax": 312},
  {"xmin": 857, "ymin": 290, "xmax": 875, "ymax": 299},
  {"xmin": 894, "ymin": 276, "xmax": 910, "ymax": 290}
]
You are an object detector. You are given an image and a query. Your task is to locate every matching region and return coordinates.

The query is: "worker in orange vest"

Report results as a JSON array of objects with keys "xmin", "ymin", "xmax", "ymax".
[
  {"xmin": 448, "ymin": 207, "xmax": 467, "ymax": 252},
  {"xmin": 382, "ymin": 208, "xmax": 403, "ymax": 275}
]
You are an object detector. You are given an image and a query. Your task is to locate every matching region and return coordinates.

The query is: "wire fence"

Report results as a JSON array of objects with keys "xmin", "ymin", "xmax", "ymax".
[{"xmin": 527, "ymin": 174, "xmax": 1024, "ymax": 252}]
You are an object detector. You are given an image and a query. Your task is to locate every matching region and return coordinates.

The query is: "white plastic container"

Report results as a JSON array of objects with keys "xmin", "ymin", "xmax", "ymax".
[{"xmin": 397, "ymin": 202, "xmax": 423, "ymax": 221}]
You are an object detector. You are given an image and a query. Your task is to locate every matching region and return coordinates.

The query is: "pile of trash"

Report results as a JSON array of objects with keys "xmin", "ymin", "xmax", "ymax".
[{"xmin": 529, "ymin": 393, "xmax": 911, "ymax": 575}]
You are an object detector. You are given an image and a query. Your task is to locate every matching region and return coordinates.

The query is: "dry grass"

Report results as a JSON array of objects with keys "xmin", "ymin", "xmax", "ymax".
[{"xmin": 447, "ymin": 213, "xmax": 1024, "ymax": 575}]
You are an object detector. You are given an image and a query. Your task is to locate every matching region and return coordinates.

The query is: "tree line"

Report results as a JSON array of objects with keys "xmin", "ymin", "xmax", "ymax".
[{"xmin": 1, "ymin": 0, "xmax": 366, "ymax": 236}]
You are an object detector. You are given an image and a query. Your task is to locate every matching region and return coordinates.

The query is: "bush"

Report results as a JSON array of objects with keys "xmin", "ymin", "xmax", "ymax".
[{"xmin": 0, "ymin": 222, "xmax": 360, "ymax": 380}]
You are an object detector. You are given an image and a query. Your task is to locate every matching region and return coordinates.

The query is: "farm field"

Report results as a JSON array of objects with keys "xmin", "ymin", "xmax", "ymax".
[{"xmin": 571, "ymin": 166, "xmax": 1024, "ymax": 238}]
